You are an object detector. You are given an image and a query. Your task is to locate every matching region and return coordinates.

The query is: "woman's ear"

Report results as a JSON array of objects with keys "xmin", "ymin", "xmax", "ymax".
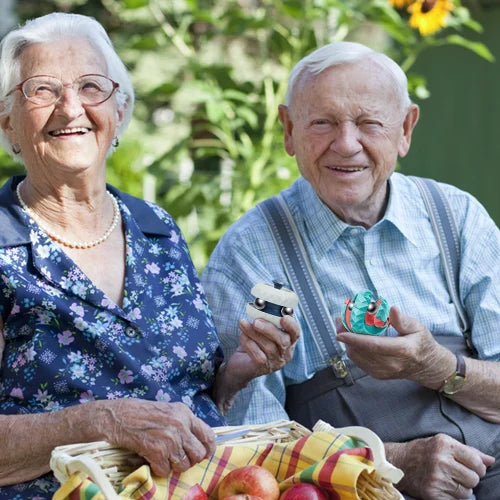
[
  {"xmin": 0, "ymin": 111, "xmax": 16, "ymax": 145},
  {"xmin": 0, "ymin": 115, "xmax": 9, "ymax": 134},
  {"xmin": 115, "ymin": 104, "xmax": 126, "ymax": 133},
  {"xmin": 398, "ymin": 104, "xmax": 419, "ymax": 158},
  {"xmin": 0, "ymin": 101, "xmax": 11, "ymax": 131}
]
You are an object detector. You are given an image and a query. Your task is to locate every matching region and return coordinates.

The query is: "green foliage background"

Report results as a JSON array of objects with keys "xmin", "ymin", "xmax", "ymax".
[{"xmin": 0, "ymin": 0, "xmax": 493, "ymax": 271}]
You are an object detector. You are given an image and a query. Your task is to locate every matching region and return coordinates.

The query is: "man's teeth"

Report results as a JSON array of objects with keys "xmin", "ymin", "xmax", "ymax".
[
  {"xmin": 332, "ymin": 166, "xmax": 365, "ymax": 172},
  {"xmin": 50, "ymin": 127, "xmax": 89, "ymax": 136}
]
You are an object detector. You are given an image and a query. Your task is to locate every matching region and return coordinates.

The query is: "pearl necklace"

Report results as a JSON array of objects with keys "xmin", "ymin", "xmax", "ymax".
[{"xmin": 16, "ymin": 180, "xmax": 120, "ymax": 249}]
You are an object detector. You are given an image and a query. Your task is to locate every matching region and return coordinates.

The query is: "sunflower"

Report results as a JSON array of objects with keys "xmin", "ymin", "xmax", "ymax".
[
  {"xmin": 388, "ymin": 0, "xmax": 412, "ymax": 7},
  {"xmin": 408, "ymin": 0, "xmax": 455, "ymax": 36}
]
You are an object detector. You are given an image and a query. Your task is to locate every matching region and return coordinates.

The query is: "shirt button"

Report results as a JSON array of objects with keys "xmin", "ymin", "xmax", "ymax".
[
  {"xmin": 125, "ymin": 326, "xmax": 139, "ymax": 338},
  {"xmin": 350, "ymin": 228, "xmax": 359, "ymax": 235},
  {"xmin": 370, "ymin": 258, "xmax": 377, "ymax": 266}
]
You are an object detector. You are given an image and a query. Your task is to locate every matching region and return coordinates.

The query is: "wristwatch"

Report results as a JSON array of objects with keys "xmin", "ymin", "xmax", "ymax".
[{"xmin": 439, "ymin": 354, "xmax": 466, "ymax": 396}]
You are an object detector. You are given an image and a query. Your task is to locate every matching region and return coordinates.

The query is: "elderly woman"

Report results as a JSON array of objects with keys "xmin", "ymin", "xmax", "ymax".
[{"xmin": 0, "ymin": 12, "xmax": 299, "ymax": 499}]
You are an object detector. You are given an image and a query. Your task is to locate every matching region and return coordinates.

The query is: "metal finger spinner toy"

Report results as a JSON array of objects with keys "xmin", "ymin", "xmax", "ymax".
[{"xmin": 246, "ymin": 282, "xmax": 299, "ymax": 328}]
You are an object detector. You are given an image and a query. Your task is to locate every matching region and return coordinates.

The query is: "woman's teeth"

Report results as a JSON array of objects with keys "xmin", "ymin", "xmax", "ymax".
[{"xmin": 50, "ymin": 127, "xmax": 89, "ymax": 136}]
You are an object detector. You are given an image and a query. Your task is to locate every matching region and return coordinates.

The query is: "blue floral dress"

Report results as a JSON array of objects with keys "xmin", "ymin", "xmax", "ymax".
[{"xmin": 0, "ymin": 177, "xmax": 225, "ymax": 499}]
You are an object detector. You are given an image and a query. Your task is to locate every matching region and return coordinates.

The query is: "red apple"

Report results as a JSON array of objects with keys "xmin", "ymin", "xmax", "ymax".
[
  {"xmin": 217, "ymin": 465, "xmax": 280, "ymax": 500},
  {"xmin": 279, "ymin": 483, "xmax": 328, "ymax": 500},
  {"xmin": 222, "ymin": 496, "xmax": 263, "ymax": 500},
  {"xmin": 181, "ymin": 484, "xmax": 208, "ymax": 500}
]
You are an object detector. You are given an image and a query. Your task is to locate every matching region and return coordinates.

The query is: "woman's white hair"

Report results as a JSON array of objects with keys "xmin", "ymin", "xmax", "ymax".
[
  {"xmin": 0, "ymin": 12, "xmax": 135, "ymax": 159},
  {"xmin": 285, "ymin": 41, "xmax": 411, "ymax": 110}
]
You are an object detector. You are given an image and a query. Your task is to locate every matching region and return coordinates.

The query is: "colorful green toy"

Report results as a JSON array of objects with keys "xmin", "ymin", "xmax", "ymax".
[{"xmin": 342, "ymin": 290, "xmax": 391, "ymax": 335}]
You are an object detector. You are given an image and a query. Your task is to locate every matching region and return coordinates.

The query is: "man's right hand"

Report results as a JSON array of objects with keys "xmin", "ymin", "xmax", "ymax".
[
  {"xmin": 98, "ymin": 400, "xmax": 216, "ymax": 478},
  {"xmin": 385, "ymin": 435, "xmax": 494, "ymax": 499}
]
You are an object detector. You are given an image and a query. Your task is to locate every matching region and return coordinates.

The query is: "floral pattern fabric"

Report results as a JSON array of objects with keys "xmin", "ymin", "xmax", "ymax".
[{"xmin": 0, "ymin": 177, "xmax": 225, "ymax": 499}]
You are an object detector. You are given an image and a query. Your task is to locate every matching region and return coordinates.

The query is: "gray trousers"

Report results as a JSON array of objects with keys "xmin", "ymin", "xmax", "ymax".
[{"xmin": 285, "ymin": 336, "xmax": 500, "ymax": 499}]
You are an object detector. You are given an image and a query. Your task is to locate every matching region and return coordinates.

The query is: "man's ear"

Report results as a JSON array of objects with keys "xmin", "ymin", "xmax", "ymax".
[
  {"xmin": 398, "ymin": 104, "xmax": 419, "ymax": 158},
  {"xmin": 278, "ymin": 104, "xmax": 295, "ymax": 157}
]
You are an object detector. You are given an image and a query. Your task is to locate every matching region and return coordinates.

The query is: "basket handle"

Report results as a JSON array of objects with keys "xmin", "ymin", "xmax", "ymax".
[
  {"xmin": 51, "ymin": 453, "xmax": 121, "ymax": 499},
  {"xmin": 334, "ymin": 425, "xmax": 404, "ymax": 484}
]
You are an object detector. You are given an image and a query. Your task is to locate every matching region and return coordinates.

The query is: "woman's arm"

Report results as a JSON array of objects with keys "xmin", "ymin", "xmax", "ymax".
[
  {"xmin": 0, "ymin": 399, "xmax": 215, "ymax": 486},
  {"xmin": 213, "ymin": 315, "xmax": 300, "ymax": 414}
]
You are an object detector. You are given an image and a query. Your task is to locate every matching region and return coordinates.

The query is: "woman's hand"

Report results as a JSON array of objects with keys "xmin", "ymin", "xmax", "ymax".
[
  {"xmin": 0, "ymin": 399, "xmax": 215, "ymax": 486},
  {"xmin": 100, "ymin": 399, "xmax": 216, "ymax": 477},
  {"xmin": 213, "ymin": 315, "xmax": 300, "ymax": 413}
]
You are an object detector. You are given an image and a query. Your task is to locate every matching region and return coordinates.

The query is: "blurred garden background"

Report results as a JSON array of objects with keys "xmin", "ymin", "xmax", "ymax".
[{"xmin": 1, "ymin": 0, "xmax": 498, "ymax": 271}]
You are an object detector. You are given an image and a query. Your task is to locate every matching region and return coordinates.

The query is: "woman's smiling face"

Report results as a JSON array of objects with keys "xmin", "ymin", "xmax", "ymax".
[{"xmin": 2, "ymin": 37, "xmax": 122, "ymax": 177}]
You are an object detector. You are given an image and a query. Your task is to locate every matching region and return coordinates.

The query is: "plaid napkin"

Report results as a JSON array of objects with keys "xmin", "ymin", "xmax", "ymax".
[
  {"xmin": 52, "ymin": 465, "xmax": 166, "ymax": 500},
  {"xmin": 53, "ymin": 431, "xmax": 376, "ymax": 500}
]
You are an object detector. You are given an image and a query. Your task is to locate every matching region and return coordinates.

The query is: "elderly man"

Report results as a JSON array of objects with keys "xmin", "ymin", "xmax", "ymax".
[{"xmin": 201, "ymin": 41, "xmax": 500, "ymax": 499}]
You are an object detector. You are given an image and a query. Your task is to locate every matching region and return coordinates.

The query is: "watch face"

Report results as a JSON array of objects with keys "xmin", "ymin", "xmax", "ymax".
[{"xmin": 444, "ymin": 375, "xmax": 466, "ymax": 395}]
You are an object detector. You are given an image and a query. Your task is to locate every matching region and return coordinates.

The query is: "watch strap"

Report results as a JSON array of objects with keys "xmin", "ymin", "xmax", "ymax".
[
  {"xmin": 439, "ymin": 353, "xmax": 466, "ymax": 394},
  {"xmin": 455, "ymin": 353, "xmax": 466, "ymax": 378}
]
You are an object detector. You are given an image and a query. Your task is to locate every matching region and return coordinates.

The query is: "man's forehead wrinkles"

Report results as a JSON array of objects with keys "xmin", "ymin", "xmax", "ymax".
[{"xmin": 302, "ymin": 99, "xmax": 391, "ymax": 120}]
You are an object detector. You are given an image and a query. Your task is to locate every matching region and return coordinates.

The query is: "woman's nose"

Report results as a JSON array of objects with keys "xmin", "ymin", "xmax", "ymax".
[
  {"xmin": 329, "ymin": 121, "xmax": 362, "ymax": 157},
  {"xmin": 54, "ymin": 86, "xmax": 85, "ymax": 118}
]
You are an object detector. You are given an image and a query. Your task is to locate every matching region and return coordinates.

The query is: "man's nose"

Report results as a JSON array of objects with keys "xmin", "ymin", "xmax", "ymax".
[{"xmin": 329, "ymin": 121, "xmax": 362, "ymax": 157}]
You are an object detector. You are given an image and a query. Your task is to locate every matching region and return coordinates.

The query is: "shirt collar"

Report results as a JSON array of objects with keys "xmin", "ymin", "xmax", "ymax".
[
  {"xmin": 0, "ymin": 176, "xmax": 171, "ymax": 248},
  {"xmin": 288, "ymin": 173, "xmax": 420, "ymax": 259},
  {"xmin": 382, "ymin": 172, "xmax": 420, "ymax": 247}
]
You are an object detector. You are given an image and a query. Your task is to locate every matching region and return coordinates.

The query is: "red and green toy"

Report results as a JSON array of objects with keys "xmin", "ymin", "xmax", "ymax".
[{"xmin": 342, "ymin": 290, "xmax": 390, "ymax": 335}]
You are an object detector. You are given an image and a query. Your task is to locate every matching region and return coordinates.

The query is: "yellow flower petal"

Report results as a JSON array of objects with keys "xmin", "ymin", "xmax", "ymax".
[
  {"xmin": 388, "ymin": 0, "xmax": 412, "ymax": 7},
  {"xmin": 408, "ymin": 0, "xmax": 454, "ymax": 36}
]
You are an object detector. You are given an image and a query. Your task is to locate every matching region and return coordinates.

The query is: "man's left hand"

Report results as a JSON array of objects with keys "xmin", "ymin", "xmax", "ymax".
[{"xmin": 336, "ymin": 306, "xmax": 455, "ymax": 388}]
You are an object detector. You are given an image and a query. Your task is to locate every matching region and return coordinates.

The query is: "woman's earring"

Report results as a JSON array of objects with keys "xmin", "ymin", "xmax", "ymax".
[
  {"xmin": 12, "ymin": 143, "xmax": 21, "ymax": 154},
  {"xmin": 112, "ymin": 137, "xmax": 120, "ymax": 148}
]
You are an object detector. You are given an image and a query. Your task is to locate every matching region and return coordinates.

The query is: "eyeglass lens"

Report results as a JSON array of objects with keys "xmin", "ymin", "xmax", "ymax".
[{"xmin": 22, "ymin": 75, "xmax": 116, "ymax": 105}]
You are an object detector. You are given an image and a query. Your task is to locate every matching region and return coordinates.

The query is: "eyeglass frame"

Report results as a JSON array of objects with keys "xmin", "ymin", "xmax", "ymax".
[{"xmin": 7, "ymin": 73, "xmax": 120, "ymax": 107}]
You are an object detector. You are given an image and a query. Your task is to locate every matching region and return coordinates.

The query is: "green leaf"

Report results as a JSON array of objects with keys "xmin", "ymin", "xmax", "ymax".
[
  {"xmin": 122, "ymin": 0, "xmax": 149, "ymax": 9},
  {"xmin": 461, "ymin": 19, "xmax": 483, "ymax": 33},
  {"xmin": 206, "ymin": 99, "xmax": 226, "ymax": 123},
  {"xmin": 236, "ymin": 107, "xmax": 259, "ymax": 129},
  {"xmin": 445, "ymin": 35, "xmax": 495, "ymax": 62},
  {"xmin": 222, "ymin": 89, "xmax": 257, "ymax": 104}
]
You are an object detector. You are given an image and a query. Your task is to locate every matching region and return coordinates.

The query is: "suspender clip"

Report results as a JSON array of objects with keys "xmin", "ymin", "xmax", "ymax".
[
  {"xmin": 330, "ymin": 356, "xmax": 348, "ymax": 378},
  {"xmin": 464, "ymin": 331, "xmax": 478, "ymax": 357}
]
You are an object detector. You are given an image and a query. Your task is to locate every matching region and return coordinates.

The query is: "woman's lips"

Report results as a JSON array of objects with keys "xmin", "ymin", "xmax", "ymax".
[{"xmin": 49, "ymin": 127, "xmax": 91, "ymax": 137}]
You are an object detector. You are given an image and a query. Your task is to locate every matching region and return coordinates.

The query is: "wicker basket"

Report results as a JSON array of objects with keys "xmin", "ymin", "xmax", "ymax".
[{"xmin": 50, "ymin": 419, "xmax": 403, "ymax": 500}]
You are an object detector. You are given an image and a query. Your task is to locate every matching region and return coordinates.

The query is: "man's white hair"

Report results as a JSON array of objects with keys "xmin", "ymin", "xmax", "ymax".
[
  {"xmin": 285, "ymin": 41, "xmax": 411, "ymax": 110},
  {"xmin": 0, "ymin": 12, "xmax": 135, "ymax": 159}
]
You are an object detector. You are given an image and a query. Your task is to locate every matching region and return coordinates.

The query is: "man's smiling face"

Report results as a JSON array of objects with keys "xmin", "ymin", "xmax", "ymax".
[{"xmin": 279, "ymin": 59, "xmax": 418, "ymax": 226}]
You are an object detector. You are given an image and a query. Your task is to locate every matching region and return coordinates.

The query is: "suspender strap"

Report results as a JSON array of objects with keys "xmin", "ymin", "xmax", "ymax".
[
  {"xmin": 258, "ymin": 195, "xmax": 352, "ymax": 382},
  {"xmin": 410, "ymin": 177, "xmax": 475, "ymax": 355},
  {"xmin": 259, "ymin": 177, "xmax": 475, "ymax": 370}
]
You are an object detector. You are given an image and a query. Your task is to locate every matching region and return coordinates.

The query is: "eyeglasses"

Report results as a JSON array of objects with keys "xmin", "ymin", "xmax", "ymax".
[{"xmin": 9, "ymin": 74, "xmax": 119, "ymax": 106}]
